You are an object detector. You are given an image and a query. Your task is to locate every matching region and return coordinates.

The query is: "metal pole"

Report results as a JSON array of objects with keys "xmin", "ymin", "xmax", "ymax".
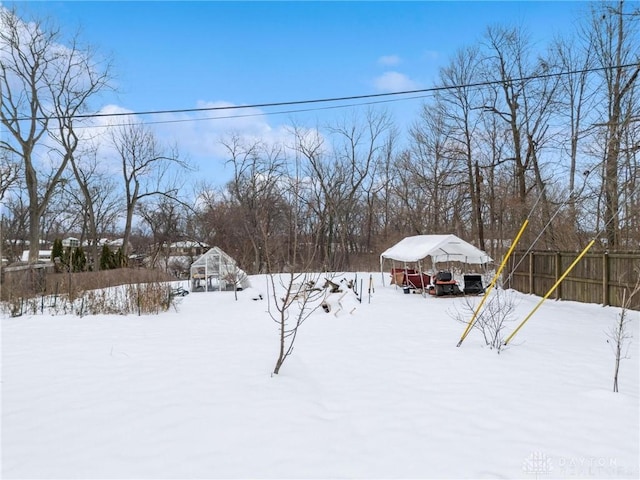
[{"xmin": 504, "ymin": 240, "xmax": 596, "ymax": 346}]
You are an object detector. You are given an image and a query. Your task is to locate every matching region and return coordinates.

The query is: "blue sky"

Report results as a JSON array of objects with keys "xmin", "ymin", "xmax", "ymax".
[{"xmin": 5, "ymin": 1, "xmax": 589, "ymax": 184}]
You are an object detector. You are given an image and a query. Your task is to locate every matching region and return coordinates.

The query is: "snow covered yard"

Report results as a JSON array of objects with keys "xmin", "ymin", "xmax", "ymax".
[{"xmin": 2, "ymin": 273, "xmax": 639, "ymax": 479}]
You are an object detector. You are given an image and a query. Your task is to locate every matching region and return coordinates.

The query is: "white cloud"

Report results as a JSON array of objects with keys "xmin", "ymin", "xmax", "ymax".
[
  {"xmin": 377, "ymin": 55, "xmax": 401, "ymax": 67},
  {"xmin": 39, "ymin": 99, "xmax": 323, "ymax": 186},
  {"xmin": 422, "ymin": 50, "xmax": 440, "ymax": 61},
  {"xmin": 372, "ymin": 71, "xmax": 420, "ymax": 93},
  {"xmin": 142, "ymin": 100, "xmax": 325, "ymax": 182},
  {"xmin": 38, "ymin": 98, "xmax": 320, "ymax": 186},
  {"xmin": 151, "ymin": 100, "xmax": 292, "ymax": 160}
]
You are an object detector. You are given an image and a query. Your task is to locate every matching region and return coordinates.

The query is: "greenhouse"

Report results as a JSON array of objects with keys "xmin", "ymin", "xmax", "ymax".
[{"xmin": 189, "ymin": 247, "xmax": 250, "ymax": 292}]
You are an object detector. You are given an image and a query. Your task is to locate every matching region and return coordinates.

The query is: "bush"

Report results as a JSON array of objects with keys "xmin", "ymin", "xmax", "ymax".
[{"xmin": 452, "ymin": 289, "xmax": 518, "ymax": 353}]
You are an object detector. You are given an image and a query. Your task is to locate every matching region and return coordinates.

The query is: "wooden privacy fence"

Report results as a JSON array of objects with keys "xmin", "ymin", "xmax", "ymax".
[{"xmin": 506, "ymin": 250, "xmax": 640, "ymax": 310}]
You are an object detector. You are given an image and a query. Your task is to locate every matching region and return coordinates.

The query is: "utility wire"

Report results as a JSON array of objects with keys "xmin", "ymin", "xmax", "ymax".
[
  {"xmin": 503, "ymin": 169, "xmax": 594, "ymax": 285},
  {"xmin": 75, "ymin": 92, "xmax": 433, "ymax": 129},
  {"xmin": 9, "ymin": 61, "xmax": 640, "ymax": 123}
]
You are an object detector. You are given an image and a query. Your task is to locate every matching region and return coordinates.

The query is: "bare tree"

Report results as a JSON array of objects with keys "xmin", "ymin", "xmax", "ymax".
[
  {"xmin": 0, "ymin": 7, "xmax": 110, "ymax": 263},
  {"xmin": 39, "ymin": 185, "xmax": 76, "ymax": 242},
  {"xmin": 294, "ymin": 109, "xmax": 393, "ymax": 270},
  {"xmin": 398, "ymin": 100, "xmax": 461, "ymax": 235},
  {"xmin": 606, "ymin": 274, "xmax": 639, "ymax": 392},
  {"xmin": 453, "ymin": 289, "xmax": 518, "ymax": 353},
  {"xmin": 475, "ymin": 109, "xmax": 511, "ymax": 259},
  {"xmin": 109, "ymin": 122, "xmax": 189, "ymax": 262},
  {"xmin": 345, "ymin": 127, "xmax": 398, "ymax": 271},
  {"xmin": 222, "ymin": 134, "xmax": 289, "ymax": 273},
  {"xmin": 0, "ymin": 150, "xmax": 20, "ymax": 202},
  {"xmin": 438, "ymin": 45, "xmax": 487, "ymax": 248},
  {"xmin": 589, "ymin": 0, "xmax": 640, "ymax": 248},
  {"xmin": 269, "ymin": 271, "xmax": 326, "ymax": 375},
  {"xmin": 137, "ymin": 196, "xmax": 187, "ymax": 272},
  {"xmin": 0, "ymin": 151, "xmax": 20, "ymax": 271},
  {"xmin": 291, "ymin": 125, "xmax": 333, "ymax": 267},
  {"xmin": 0, "ymin": 185, "xmax": 29, "ymax": 262},
  {"xmin": 48, "ymin": 32, "xmax": 111, "ymax": 265},
  {"xmin": 619, "ymin": 120, "xmax": 640, "ymax": 247},
  {"xmin": 552, "ymin": 35, "xmax": 595, "ymax": 197},
  {"xmin": 64, "ymin": 149, "xmax": 121, "ymax": 270},
  {"xmin": 266, "ymin": 150, "xmax": 326, "ymax": 375},
  {"xmin": 326, "ymin": 109, "xmax": 394, "ymax": 268},
  {"xmin": 480, "ymin": 25, "xmax": 560, "ymax": 233}
]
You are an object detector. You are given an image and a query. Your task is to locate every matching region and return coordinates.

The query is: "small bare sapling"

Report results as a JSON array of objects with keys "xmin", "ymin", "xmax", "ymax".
[
  {"xmin": 452, "ymin": 288, "xmax": 518, "ymax": 353},
  {"xmin": 268, "ymin": 272, "xmax": 327, "ymax": 375},
  {"xmin": 606, "ymin": 279, "xmax": 639, "ymax": 393}
]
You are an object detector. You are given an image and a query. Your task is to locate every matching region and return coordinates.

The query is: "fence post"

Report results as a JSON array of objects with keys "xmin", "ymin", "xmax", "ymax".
[
  {"xmin": 507, "ymin": 253, "xmax": 515, "ymax": 290},
  {"xmin": 528, "ymin": 251, "xmax": 534, "ymax": 294},
  {"xmin": 555, "ymin": 252, "xmax": 562, "ymax": 300},
  {"xmin": 602, "ymin": 252, "xmax": 610, "ymax": 307}
]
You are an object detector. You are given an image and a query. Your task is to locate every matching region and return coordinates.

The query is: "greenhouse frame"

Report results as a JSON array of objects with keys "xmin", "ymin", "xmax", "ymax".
[{"xmin": 189, "ymin": 247, "xmax": 250, "ymax": 292}]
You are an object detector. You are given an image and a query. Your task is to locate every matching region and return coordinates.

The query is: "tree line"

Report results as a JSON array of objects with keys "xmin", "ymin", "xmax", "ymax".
[{"xmin": 1, "ymin": 2, "xmax": 638, "ymax": 276}]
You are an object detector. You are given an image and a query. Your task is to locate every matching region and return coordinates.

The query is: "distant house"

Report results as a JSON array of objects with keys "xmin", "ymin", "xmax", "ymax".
[
  {"xmin": 108, "ymin": 238, "xmax": 126, "ymax": 248},
  {"xmin": 147, "ymin": 241, "xmax": 209, "ymax": 277},
  {"xmin": 98, "ymin": 238, "xmax": 132, "ymax": 252},
  {"xmin": 169, "ymin": 241, "xmax": 209, "ymax": 257},
  {"xmin": 20, "ymin": 250, "xmax": 53, "ymax": 263},
  {"xmin": 62, "ymin": 237, "xmax": 80, "ymax": 248}
]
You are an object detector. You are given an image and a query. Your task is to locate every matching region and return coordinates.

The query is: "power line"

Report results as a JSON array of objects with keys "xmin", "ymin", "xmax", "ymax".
[
  {"xmin": 78, "ymin": 92, "xmax": 433, "ymax": 129},
  {"xmin": 9, "ymin": 62, "xmax": 640, "ymax": 123}
]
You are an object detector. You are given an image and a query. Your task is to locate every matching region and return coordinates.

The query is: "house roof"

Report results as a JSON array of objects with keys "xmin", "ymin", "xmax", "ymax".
[
  {"xmin": 20, "ymin": 250, "xmax": 52, "ymax": 262},
  {"xmin": 170, "ymin": 241, "xmax": 209, "ymax": 248}
]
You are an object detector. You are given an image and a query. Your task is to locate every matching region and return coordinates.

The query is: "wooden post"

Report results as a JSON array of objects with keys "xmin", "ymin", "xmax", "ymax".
[
  {"xmin": 528, "ymin": 251, "xmax": 534, "ymax": 294},
  {"xmin": 555, "ymin": 252, "xmax": 562, "ymax": 300},
  {"xmin": 602, "ymin": 252, "xmax": 610, "ymax": 307}
]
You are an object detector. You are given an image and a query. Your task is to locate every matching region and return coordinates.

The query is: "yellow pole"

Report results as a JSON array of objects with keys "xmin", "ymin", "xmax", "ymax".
[
  {"xmin": 457, "ymin": 219, "xmax": 529, "ymax": 347},
  {"xmin": 503, "ymin": 239, "xmax": 596, "ymax": 346}
]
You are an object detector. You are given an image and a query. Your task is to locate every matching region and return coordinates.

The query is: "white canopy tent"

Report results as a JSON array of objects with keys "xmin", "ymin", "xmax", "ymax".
[
  {"xmin": 380, "ymin": 234, "xmax": 493, "ymax": 286},
  {"xmin": 381, "ymin": 234, "xmax": 492, "ymax": 265}
]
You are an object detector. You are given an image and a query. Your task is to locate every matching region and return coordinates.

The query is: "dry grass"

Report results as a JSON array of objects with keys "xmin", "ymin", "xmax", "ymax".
[{"xmin": 1, "ymin": 267, "xmax": 179, "ymax": 317}]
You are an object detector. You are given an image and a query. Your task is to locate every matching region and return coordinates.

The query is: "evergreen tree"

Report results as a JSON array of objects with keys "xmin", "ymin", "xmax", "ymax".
[
  {"xmin": 100, "ymin": 244, "xmax": 114, "ymax": 270},
  {"xmin": 51, "ymin": 239, "xmax": 64, "ymax": 272},
  {"xmin": 51, "ymin": 238, "xmax": 64, "ymax": 262},
  {"xmin": 115, "ymin": 246, "xmax": 126, "ymax": 268},
  {"xmin": 64, "ymin": 247, "xmax": 72, "ymax": 270},
  {"xmin": 73, "ymin": 246, "xmax": 87, "ymax": 272}
]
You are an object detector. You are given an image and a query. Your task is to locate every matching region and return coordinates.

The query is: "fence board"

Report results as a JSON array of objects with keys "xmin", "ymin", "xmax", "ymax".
[{"xmin": 507, "ymin": 251, "xmax": 640, "ymax": 311}]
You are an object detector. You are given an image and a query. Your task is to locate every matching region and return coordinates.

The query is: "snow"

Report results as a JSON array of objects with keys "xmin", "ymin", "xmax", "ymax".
[
  {"xmin": 380, "ymin": 234, "xmax": 493, "ymax": 265},
  {"xmin": 2, "ymin": 272, "xmax": 639, "ymax": 479}
]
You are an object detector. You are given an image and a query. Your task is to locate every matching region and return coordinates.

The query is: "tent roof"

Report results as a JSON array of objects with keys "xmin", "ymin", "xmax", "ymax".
[{"xmin": 380, "ymin": 234, "xmax": 492, "ymax": 265}]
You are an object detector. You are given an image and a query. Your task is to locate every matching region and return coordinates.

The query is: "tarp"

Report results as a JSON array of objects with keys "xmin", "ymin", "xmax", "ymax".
[{"xmin": 380, "ymin": 234, "xmax": 492, "ymax": 266}]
